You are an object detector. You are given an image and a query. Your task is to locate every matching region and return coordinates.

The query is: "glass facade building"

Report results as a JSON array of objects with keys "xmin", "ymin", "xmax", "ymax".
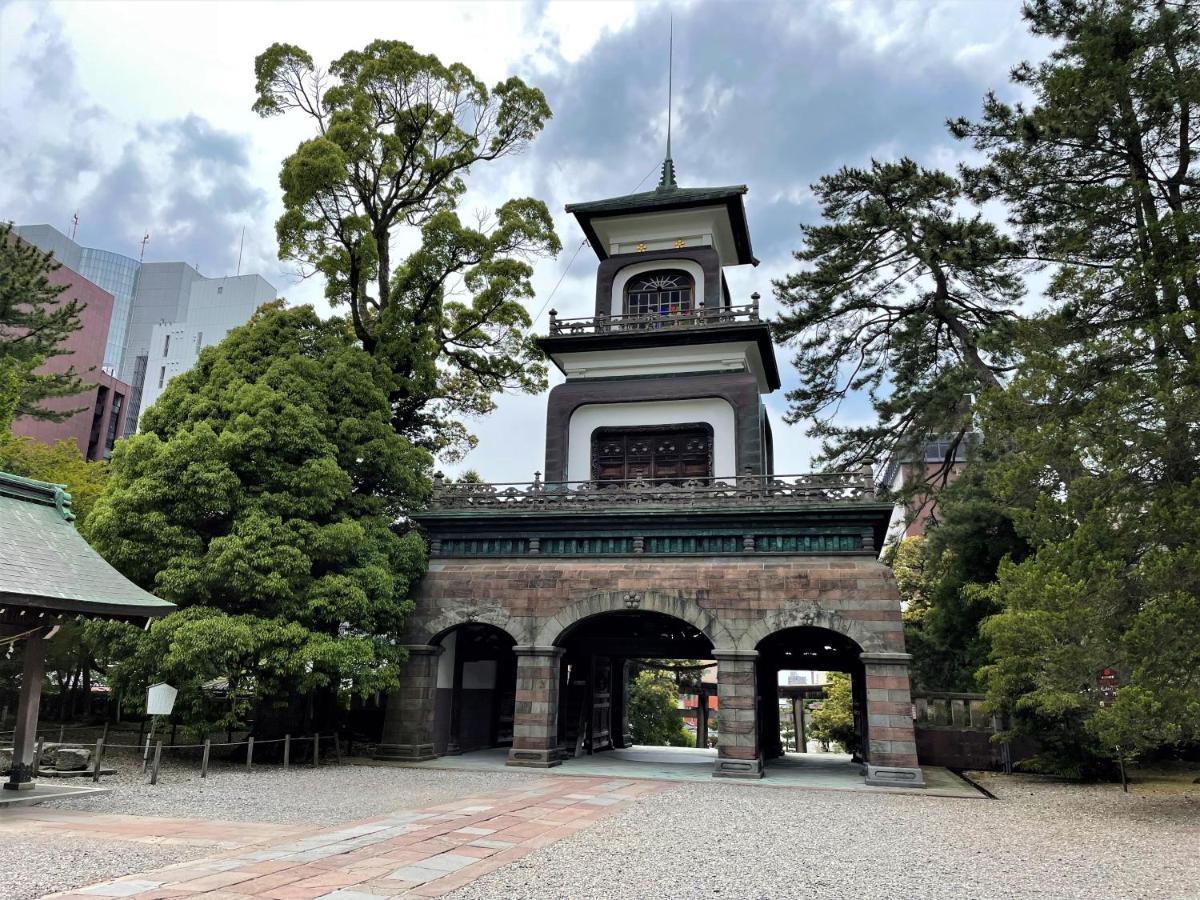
[{"xmin": 78, "ymin": 247, "xmax": 141, "ymax": 372}]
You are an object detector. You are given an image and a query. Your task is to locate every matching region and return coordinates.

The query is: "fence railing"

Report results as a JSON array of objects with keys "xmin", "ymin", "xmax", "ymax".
[
  {"xmin": 547, "ymin": 301, "xmax": 761, "ymax": 336},
  {"xmin": 911, "ymin": 692, "xmax": 994, "ymax": 731},
  {"xmin": 429, "ymin": 469, "xmax": 877, "ymax": 512},
  {"xmin": 3, "ymin": 723, "xmax": 349, "ymax": 786}
]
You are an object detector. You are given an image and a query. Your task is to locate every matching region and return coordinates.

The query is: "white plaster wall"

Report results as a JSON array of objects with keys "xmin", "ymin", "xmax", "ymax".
[
  {"xmin": 609, "ymin": 258, "xmax": 707, "ymax": 316},
  {"xmin": 566, "ymin": 398, "xmax": 737, "ymax": 482},
  {"xmin": 554, "ymin": 342, "xmax": 771, "ymax": 391}
]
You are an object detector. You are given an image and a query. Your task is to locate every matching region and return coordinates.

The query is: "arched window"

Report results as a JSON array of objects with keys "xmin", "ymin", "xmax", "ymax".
[{"xmin": 624, "ymin": 269, "xmax": 695, "ymax": 318}]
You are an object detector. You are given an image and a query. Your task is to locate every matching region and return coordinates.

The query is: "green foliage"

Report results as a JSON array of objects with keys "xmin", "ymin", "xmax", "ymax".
[
  {"xmin": 86, "ymin": 304, "xmax": 430, "ymax": 733},
  {"xmin": 0, "ymin": 224, "xmax": 89, "ymax": 422},
  {"xmin": 627, "ymin": 669, "xmax": 692, "ymax": 747},
  {"xmin": 772, "ymin": 159, "xmax": 1021, "ymax": 472},
  {"xmin": 952, "ymin": 0, "xmax": 1200, "ymax": 775},
  {"xmin": 808, "ymin": 674, "xmax": 858, "ymax": 754},
  {"xmin": 891, "ymin": 465, "xmax": 1028, "ymax": 692},
  {"xmin": 0, "ymin": 433, "xmax": 108, "ymax": 522},
  {"xmin": 254, "ymin": 41, "xmax": 561, "ymax": 459}
]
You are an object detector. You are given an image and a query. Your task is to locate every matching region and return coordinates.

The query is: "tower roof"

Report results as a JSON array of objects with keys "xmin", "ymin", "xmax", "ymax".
[{"xmin": 565, "ymin": 181, "xmax": 757, "ymax": 266}]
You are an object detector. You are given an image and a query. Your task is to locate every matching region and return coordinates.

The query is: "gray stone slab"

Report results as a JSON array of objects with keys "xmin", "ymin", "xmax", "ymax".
[
  {"xmin": 420, "ymin": 852, "xmax": 478, "ymax": 872},
  {"xmin": 386, "ymin": 865, "xmax": 443, "ymax": 884},
  {"xmin": 80, "ymin": 882, "xmax": 164, "ymax": 897}
]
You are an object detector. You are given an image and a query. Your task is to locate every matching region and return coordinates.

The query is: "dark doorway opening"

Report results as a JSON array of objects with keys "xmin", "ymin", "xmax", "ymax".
[
  {"xmin": 755, "ymin": 627, "xmax": 867, "ymax": 766},
  {"xmin": 431, "ymin": 623, "xmax": 517, "ymax": 755},
  {"xmin": 553, "ymin": 610, "xmax": 715, "ymax": 756}
]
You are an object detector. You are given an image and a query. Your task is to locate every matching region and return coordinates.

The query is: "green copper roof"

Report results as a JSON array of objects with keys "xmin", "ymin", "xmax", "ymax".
[
  {"xmin": 0, "ymin": 471, "xmax": 175, "ymax": 618},
  {"xmin": 564, "ymin": 183, "xmax": 748, "ymax": 215},
  {"xmin": 565, "ymin": 180, "xmax": 756, "ymax": 266}
]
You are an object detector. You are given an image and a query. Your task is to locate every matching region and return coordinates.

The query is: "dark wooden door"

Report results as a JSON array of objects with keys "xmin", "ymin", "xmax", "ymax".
[{"xmin": 590, "ymin": 656, "xmax": 612, "ymax": 752}]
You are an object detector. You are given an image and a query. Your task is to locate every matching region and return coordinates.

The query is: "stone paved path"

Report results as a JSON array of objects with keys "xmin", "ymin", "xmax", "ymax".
[{"xmin": 39, "ymin": 775, "xmax": 668, "ymax": 899}]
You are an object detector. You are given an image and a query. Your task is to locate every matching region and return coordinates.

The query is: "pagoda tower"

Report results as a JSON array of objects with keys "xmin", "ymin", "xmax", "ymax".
[{"xmin": 377, "ymin": 160, "xmax": 925, "ymax": 789}]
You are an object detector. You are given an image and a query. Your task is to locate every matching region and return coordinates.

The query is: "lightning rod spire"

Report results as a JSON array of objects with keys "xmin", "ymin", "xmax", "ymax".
[{"xmin": 657, "ymin": 14, "xmax": 677, "ymax": 191}]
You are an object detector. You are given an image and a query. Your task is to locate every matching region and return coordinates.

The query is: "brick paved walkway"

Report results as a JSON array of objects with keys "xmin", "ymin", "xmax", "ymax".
[{"xmin": 41, "ymin": 775, "xmax": 668, "ymax": 899}]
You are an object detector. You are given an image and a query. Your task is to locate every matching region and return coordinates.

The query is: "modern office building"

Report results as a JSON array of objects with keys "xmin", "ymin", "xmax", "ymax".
[
  {"xmin": 7, "ymin": 249, "xmax": 131, "ymax": 461},
  {"xmin": 138, "ymin": 273, "xmax": 277, "ymax": 415},
  {"xmin": 13, "ymin": 225, "xmax": 277, "ymax": 435}
]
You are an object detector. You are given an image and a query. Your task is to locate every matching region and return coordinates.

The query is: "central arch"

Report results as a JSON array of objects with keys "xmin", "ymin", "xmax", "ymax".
[{"xmin": 534, "ymin": 589, "xmax": 735, "ymax": 650}]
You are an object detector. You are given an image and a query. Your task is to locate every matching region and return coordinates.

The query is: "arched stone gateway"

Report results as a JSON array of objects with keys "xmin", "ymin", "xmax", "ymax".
[
  {"xmin": 378, "ymin": 164, "xmax": 925, "ymax": 788},
  {"xmin": 536, "ymin": 589, "xmax": 736, "ymax": 650}
]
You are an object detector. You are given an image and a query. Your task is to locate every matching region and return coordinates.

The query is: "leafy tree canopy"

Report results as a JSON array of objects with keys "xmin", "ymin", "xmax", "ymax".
[
  {"xmin": 950, "ymin": 0, "xmax": 1200, "ymax": 774},
  {"xmin": 0, "ymin": 434, "xmax": 108, "ymax": 522},
  {"xmin": 0, "ymin": 224, "xmax": 88, "ymax": 423},
  {"xmin": 627, "ymin": 668, "xmax": 692, "ymax": 747},
  {"xmin": 808, "ymin": 673, "xmax": 858, "ymax": 754},
  {"xmin": 253, "ymin": 41, "xmax": 561, "ymax": 459},
  {"xmin": 86, "ymin": 303, "xmax": 430, "ymax": 732}
]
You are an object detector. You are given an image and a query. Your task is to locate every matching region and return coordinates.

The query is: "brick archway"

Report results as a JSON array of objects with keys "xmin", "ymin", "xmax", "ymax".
[
  {"xmin": 533, "ymin": 589, "xmax": 736, "ymax": 650},
  {"xmin": 736, "ymin": 603, "xmax": 885, "ymax": 654},
  {"xmin": 412, "ymin": 605, "xmax": 525, "ymax": 646}
]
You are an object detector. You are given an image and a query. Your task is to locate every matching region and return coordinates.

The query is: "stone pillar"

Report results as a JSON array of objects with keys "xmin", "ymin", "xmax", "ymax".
[
  {"xmin": 376, "ymin": 645, "xmax": 442, "ymax": 762},
  {"xmin": 861, "ymin": 651, "xmax": 925, "ymax": 787},
  {"xmin": 507, "ymin": 645, "xmax": 564, "ymax": 768},
  {"xmin": 4, "ymin": 628, "xmax": 46, "ymax": 791},
  {"xmin": 713, "ymin": 649, "xmax": 763, "ymax": 779}
]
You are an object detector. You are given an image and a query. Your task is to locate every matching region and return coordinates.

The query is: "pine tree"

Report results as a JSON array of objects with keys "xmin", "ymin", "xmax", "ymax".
[{"xmin": 0, "ymin": 224, "xmax": 88, "ymax": 423}]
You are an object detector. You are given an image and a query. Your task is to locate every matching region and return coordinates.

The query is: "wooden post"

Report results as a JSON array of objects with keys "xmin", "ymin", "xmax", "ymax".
[
  {"xmin": 283, "ymin": 734, "xmax": 290, "ymax": 769},
  {"xmin": 58, "ymin": 724, "xmax": 65, "ymax": 745},
  {"xmin": 150, "ymin": 740, "xmax": 162, "ymax": 785},
  {"xmin": 5, "ymin": 628, "xmax": 48, "ymax": 791},
  {"xmin": 200, "ymin": 739, "xmax": 211, "ymax": 778},
  {"xmin": 91, "ymin": 738, "xmax": 105, "ymax": 783},
  {"xmin": 794, "ymin": 697, "xmax": 806, "ymax": 752},
  {"xmin": 1, "ymin": 703, "xmax": 8, "ymax": 728},
  {"xmin": 101, "ymin": 721, "xmax": 109, "ymax": 744},
  {"xmin": 312, "ymin": 733, "xmax": 320, "ymax": 768},
  {"xmin": 141, "ymin": 716, "xmax": 157, "ymax": 773},
  {"xmin": 697, "ymin": 688, "xmax": 709, "ymax": 750},
  {"xmin": 170, "ymin": 721, "xmax": 178, "ymax": 746},
  {"xmin": 333, "ymin": 733, "xmax": 342, "ymax": 765},
  {"xmin": 246, "ymin": 736, "xmax": 254, "ymax": 770},
  {"xmin": 32, "ymin": 737, "xmax": 44, "ymax": 779}
]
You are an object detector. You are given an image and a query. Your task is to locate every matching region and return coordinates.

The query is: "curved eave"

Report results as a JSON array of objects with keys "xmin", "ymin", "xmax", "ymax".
[
  {"xmin": 535, "ymin": 321, "xmax": 781, "ymax": 391},
  {"xmin": 567, "ymin": 189, "xmax": 756, "ymax": 266}
]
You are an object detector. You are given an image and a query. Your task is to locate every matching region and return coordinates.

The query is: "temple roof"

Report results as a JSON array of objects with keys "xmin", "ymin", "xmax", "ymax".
[
  {"xmin": 565, "ymin": 181, "xmax": 757, "ymax": 266},
  {"xmin": 0, "ymin": 472, "xmax": 175, "ymax": 618}
]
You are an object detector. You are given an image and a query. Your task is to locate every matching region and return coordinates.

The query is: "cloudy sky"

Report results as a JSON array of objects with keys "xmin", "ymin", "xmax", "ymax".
[{"xmin": 0, "ymin": 0, "xmax": 1051, "ymax": 481}]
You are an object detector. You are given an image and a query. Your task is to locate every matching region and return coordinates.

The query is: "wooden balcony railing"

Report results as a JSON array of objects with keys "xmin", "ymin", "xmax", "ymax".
[{"xmin": 427, "ymin": 469, "xmax": 876, "ymax": 512}]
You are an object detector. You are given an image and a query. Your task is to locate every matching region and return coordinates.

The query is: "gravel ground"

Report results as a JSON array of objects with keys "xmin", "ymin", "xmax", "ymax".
[
  {"xmin": 0, "ymin": 836, "xmax": 199, "ymax": 900},
  {"xmin": 449, "ymin": 775, "xmax": 1200, "ymax": 900},
  {"xmin": 41, "ymin": 753, "xmax": 543, "ymax": 824}
]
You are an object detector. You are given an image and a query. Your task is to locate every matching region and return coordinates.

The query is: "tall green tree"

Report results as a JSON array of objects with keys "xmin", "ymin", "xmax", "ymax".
[
  {"xmin": 950, "ymin": 0, "xmax": 1200, "ymax": 774},
  {"xmin": 253, "ymin": 41, "xmax": 561, "ymax": 458},
  {"xmin": 808, "ymin": 673, "xmax": 858, "ymax": 754},
  {"xmin": 773, "ymin": 159, "xmax": 1023, "ymax": 476},
  {"xmin": 0, "ymin": 224, "xmax": 88, "ymax": 423},
  {"xmin": 86, "ymin": 304, "xmax": 430, "ymax": 733},
  {"xmin": 627, "ymin": 668, "xmax": 692, "ymax": 747}
]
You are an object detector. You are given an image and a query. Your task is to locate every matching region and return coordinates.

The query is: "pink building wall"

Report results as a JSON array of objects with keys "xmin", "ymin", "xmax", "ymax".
[{"xmin": 9, "ymin": 259, "xmax": 131, "ymax": 460}]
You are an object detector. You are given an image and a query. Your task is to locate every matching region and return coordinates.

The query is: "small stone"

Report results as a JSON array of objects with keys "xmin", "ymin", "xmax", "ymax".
[
  {"xmin": 39, "ymin": 742, "xmax": 62, "ymax": 766},
  {"xmin": 0, "ymin": 747, "xmax": 11, "ymax": 773},
  {"xmin": 54, "ymin": 747, "xmax": 91, "ymax": 771}
]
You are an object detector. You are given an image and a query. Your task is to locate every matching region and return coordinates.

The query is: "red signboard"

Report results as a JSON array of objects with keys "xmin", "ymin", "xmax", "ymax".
[{"xmin": 1098, "ymin": 667, "xmax": 1120, "ymax": 707}]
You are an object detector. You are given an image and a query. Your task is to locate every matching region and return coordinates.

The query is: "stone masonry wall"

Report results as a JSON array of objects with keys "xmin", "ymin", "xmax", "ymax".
[{"xmin": 408, "ymin": 556, "xmax": 905, "ymax": 654}]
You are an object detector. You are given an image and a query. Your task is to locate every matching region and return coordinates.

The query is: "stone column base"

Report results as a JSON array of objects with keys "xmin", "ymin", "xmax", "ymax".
[
  {"xmin": 712, "ymin": 755, "xmax": 764, "ymax": 779},
  {"xmin": 374, "ymin": 743, "xmax": 437, "ymax": 763},
  {"xmin": 506, "ymin": 748, "xmax": 561, "ymax": 768},
  {"xmin": 864, "ymin": 764, "xmax": 926, "ymax": 788}
]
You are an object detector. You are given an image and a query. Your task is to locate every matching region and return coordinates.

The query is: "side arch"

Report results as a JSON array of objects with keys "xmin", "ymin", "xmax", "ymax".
[
  {"xmin": 736, "ymin": 604, "xmax": 886, "ymax": 654},
  {"xmin": 411, "ymin": 605, "xmax": 525, "ymax": 646},
  {"xmin": 534, "ymin": 589, "xmax": 736, "ymax": 650}
]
